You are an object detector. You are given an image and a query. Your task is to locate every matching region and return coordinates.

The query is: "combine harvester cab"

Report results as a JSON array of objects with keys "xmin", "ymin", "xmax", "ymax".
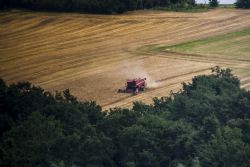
[{"xmin": 118, "ymin": 78, "xmax": 147, "ymax": 95}]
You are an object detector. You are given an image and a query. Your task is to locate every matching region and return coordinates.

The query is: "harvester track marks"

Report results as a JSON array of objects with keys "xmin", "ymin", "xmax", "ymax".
[{"xmin": 103, "ymin": 68, "xmax": 211, "ymax": 110}]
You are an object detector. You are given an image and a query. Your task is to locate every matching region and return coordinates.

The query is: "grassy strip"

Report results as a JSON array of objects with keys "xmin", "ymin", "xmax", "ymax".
[
  {"xmin": 153, "ymin": 6, "xmax": 210, "ymax": 13},
  {"xmin": 142, "ymin": 28, "xmax": 250, "ymax": 53},
  {"xmin": 219, "ymin": 4, "xmax": 235, "ymax": 8},
  {"xmin": 154, "ymin": 4, "xmax": 236, "ymax": 13}
]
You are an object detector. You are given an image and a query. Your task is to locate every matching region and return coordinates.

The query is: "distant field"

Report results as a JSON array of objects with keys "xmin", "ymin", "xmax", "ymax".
[
  {"xmin": 145, "ymin": 28, "xmax": 250, "ymax": 89},
  {"xmin": 1, "ymin": 9, "xmax": 250, "ymax": 109},
  {"xmin": 161, "ymin": 28, "xmax": 250, "ymax": 57}
]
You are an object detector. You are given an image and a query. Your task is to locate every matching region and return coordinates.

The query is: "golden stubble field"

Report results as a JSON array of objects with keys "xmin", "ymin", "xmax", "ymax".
[{"xmin": 1, "ymin": 9, "xmax": 250, "ymax": 110}]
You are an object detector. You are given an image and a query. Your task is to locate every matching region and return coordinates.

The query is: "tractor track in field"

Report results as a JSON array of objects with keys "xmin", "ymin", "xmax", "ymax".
[{"xmin": 1, "ymin": 9, "xmax": 250, "ymax": 109}]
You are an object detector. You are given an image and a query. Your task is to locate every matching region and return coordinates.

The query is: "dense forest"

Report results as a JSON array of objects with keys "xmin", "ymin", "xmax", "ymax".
[
  {"xmin": 0, "ymin": 0, "xmax": 197, "ymax": 13},
  {"xmin": 235, "ymin": 0, "xmax": 250, "ymax": 8},
  {"xmin": 2, "ymin": 0, "xmax": 250, "ymax": 13},
  {"xmin": 1, "ymin": 66, "xmax": 250, "ymax": 167}
]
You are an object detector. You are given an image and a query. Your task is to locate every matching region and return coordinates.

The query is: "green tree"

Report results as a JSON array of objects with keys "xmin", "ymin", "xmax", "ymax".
[
  {"xmin": 198, "ymin": 127, "xmax": 250, "ymax": 167},
  {"xmin": 1, "ymin": 112, "xmax": 63, "ymax": 167},
  {"xmin": 192, "ymin": 157, "xmax": 201, "ymax": 167},
  {"xmin": 209, "ymin": 0, "xmax": 219, "ymax": 7},
  {"xmin": 235, "ymin": 0, "xmax": 250, "ymax": 8}
]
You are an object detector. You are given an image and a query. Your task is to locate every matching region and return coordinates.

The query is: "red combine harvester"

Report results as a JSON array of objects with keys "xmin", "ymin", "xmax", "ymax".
[{"xmin": 118, "ymin": 78, "xmax": 147, "ymax": 95}]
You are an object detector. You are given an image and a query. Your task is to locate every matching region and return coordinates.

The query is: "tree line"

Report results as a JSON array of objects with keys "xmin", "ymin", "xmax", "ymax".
[
  {"xmin": 1, "ymin": 0, "xmax": 250, "ymax": 13},
  {"xmin": 235, "ymin": 0, "xmax": 250, "ymax": 8},
  {"xmin": 0, "ymin": 0, "xmax": 198, "ymax": 14},
  {"xmin": 1, "ymin": 66, "xmax": 250, "ymax": 167}
]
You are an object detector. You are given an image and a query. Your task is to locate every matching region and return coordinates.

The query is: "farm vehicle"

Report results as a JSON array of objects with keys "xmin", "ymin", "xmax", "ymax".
[{"xmin": 118, "ymin": 78, "xmax": 147, "ymax": 95}]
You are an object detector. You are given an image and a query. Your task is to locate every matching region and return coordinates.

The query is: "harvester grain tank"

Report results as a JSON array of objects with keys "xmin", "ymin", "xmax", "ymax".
[{"xmin": 118, "ymin": 78, "xmax": 147, "ymax": 95}]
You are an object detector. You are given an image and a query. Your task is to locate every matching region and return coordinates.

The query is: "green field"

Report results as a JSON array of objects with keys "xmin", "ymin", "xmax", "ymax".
[
  {"xmin": 142, "ymin": 28, "xmax": 250, "ymax": 89},
  {"xmin": 164, "ymin": 28, "xmax": 250, "ymax": 59}
]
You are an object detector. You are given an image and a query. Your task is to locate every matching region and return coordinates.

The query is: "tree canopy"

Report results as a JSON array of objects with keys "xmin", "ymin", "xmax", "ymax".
[
  {"xmin": 235, "ymin": 0, "xmax": 250, "ymax": 8},
  {"xmin": 1, "ymin": 0, "xmax": 198, "ymax": 14},
  {"xmin": 1, "ymin": 67, "xmax": 250, "ymax": 167},
  {"xmin": 209, "ymin": 0, "xmax": 219, "ymax": 7}
]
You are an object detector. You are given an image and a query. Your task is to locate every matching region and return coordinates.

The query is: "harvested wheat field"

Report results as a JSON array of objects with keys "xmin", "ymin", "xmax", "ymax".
[{"xmin": 1, "ymin": 9, "xmax": 250, "ymax": 110}]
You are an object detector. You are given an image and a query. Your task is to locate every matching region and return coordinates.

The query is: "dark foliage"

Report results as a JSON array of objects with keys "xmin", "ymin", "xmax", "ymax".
[
  {"xmin": 209, "ymin": 0, "xmax": 219, "ymax": 7},
  {"xmin": 1, "ymin": 0, "xmax": 197, "ymax": 14},
  {"xmin": 235, "ymin": 0, "xmax": 250, "ymax": 8},
  {"xmin": 1, "ymin": 66, "xmax": 250, "ymax": 167}
]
